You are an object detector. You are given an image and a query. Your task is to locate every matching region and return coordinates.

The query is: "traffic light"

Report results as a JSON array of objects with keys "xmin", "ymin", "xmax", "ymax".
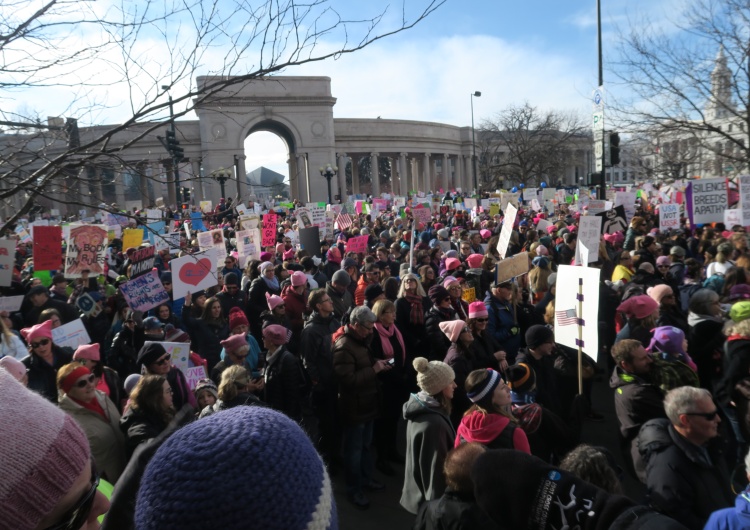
[
  {"xmin": 609, "ymin": 132, "xmax": 621, "ymax": 166},
  {"xmin": 182, "ymin": 187, "xmax": 190, "ymax": 203},
  {"xmin": 65, "ymin": 118, "xmax": 80, "ymax": 148},
  {"xmin": 164, "ymin": 129, "xmax": 185, "ymax": 161}
]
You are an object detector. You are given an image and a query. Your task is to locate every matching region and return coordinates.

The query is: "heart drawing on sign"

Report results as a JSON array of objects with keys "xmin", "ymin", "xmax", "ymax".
[{"xmin": 179, "ymin": 258, "xmax": 212, "ymax": 286}]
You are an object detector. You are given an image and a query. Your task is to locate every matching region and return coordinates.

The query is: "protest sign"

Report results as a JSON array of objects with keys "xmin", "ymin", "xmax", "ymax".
[
  {"xmin": 411, "ymin": 206, "xmax": 432, "ymax": 225},
  {"xmin": 239, "ymin": 213, "xmax": 260, "ymax": 231},
  {"xmin": 76, "ymin": 293, "xmax": 101, "ymax": 317},
  {"xmin": 197, "ymin": 229, "xmax": 227, "ymax": 264},
  {"xmin": 262, "ymin": 212, "xmax": 278, "ymax": 247},
  {"xmin": 122, "ymin": 228, "xmax": 144, "ymax": 249},
  {"xmin": 659, "ymin": 203, "xmax": 681, "ymax": 232},
  {"xmin": 596, "ymin": 206, "xmax": 628, "ymax": 234},
  {"xmin": 725, "ymin": 209, "xmax": 742, "ymax": 228},
  {"xmin": 235, "ymin": 204, "xmax": 248, "ymax": 216},
  {"xmin": 346, "ymin": 235, "xmax": 369, "ymax": 254},
  {"xmin": 119, "ymin": 270, "xmax": 170, "ymax": 312},
  {"xmin": 142, "ymin": 341, "xmax": 191, "ymax": 374},
  {"xmin": 689, "ymin": 178, "xmax": 727, "ymax": 224},
  {"xmin": 536, "ymin": 218, "xmax": 553, "ymax": 233},
  {"xmin": 146, "ymin": 209, "xmax": 162, "ymax": 221},
  {"xmin": 129, "ymin": 245, "xmax": 156, "ymax": 278},
  {"xmin": 463, "ymin": 198, "xmax": 478, "ymax": 210},
  {"xmin": 496, "ymin": 203, "xmax": 518, "ymax": 259},
  {"xmin": 554, "ymin": 265, "xmax": 601, "ymax": 361},
  {"xmin": 574, "ymin": 216, "xmax": 602, "ymax": 265},
  {"xmin": 0, "ymin": 295, "xmax": 23, "ymax": 312},
  {"xmin": 64, "ymin": 224, "xmax": 107, "ymax": 278},
  {"xmin": 32, "ymin": 226, "xmax": 62, "ymax": 271},
  {"xmin": 295, "ymin": 207, "xmax": 313, "ymax": 228},
  {"xmin": 146, "ymin": 221, "xmax": 166, "ymax": 245},
  {"xmin": 495, "ymin": 252, "xmax": 529, "ymax": 284},
  {"xmin": 739, "ymin": 175, "xmax": 750, "ymax": 226},
  {"xmin": 235, "ymin": 229, "xmax": 261, "ymax": 268},
  {"xmin": 190, "ymin": 211, "xmax": 206, "ymax": 231},
  {"xmin": 171, "ymin": 249, "xmax": 219, "ymax": 300},
  {"xmin": 299, "ymin": 226, "xmax": 322, "ymax": 257},
  {"xmin": 200, "ymin": 201, "xmax": 213, "ymax": 213},
  {"xmin": 0, "ymin": 239, "xmax": 14, "ymax": 286},
  {"xmin": 587, "ymin": 200, "xmax": 607, "ymax": 215},
  {"xmin": 14, "ymin": 225, "xmax": 31, "ymax": 243},
  {"xmin": 51, "ymin": 319, "xmax": 91, "ymax": 350},
  {"xmin": 614, "ymin": 192, "xmax": 637, "ymax": 223},
  {"xmin": 185, "ymin": 366, "xmax": 208, "ymax": 390}
]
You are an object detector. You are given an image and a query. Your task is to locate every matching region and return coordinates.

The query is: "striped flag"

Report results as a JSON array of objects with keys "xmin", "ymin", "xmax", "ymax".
[
  {"xmin": 555, "ymin": 308, "xmax": 578, "ymax": 327},
  {"xmin": 335, "ymin": 212, "xmax": 353, "ymax": 230}
]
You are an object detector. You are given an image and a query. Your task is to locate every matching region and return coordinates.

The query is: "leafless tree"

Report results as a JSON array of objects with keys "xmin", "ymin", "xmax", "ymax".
[
  {"xmin": 476, "ymin": 102, "xmax": 587, "ymax": 188},
  {"xmin": 0, "ymin": 0, "xmax": 444, "ymax": 225},
  {"xmin": 610, "ymin": 0, "xmax": 750, "ymax": 179}
]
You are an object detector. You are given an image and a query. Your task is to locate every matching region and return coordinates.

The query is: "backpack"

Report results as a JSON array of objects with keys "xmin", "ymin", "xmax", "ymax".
[{"xmin": 678, "ymin": 283, "xmax": 702, "ymax": 313}]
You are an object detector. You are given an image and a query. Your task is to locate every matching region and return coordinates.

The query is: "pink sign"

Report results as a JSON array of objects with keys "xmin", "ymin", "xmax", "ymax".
[
  {"xmin": 262, "ymin": 212, "xmax": 278, "ymax": 247},
  {"xmin": 346, "ymin": 235, "xmax": 369, "ymax": 254},
  {"xmin": 412, "ymin": 207, "xmax": 432, "ymax": 224}
]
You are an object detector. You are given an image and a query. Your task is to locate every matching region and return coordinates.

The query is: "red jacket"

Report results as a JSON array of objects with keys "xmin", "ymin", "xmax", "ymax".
[{"xmin": 354, "ymin": 275, "xmax": 369, "ymax": 307}]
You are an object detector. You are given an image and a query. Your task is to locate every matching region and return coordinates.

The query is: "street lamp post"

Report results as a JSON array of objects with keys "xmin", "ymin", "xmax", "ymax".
[
  {"xmin": 161, "ymin": 85, "xmax": 182, "ymax": 204},
  {"xmin": 319, "ymin": 163, "xmax": 338, "ymax": 204},
  {"xmin": 211, "ymin": 167, "xmax": 231, "ymax": 199},
  {"xmin": 471, "ymin": 91, "xmax": 482, "ymax": 193}
]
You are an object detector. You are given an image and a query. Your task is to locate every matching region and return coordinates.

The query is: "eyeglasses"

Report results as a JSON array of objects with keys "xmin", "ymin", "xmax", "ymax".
[
  {"xmin": 320, "ymin": 298, "xmax": 332, "ymax": 303},
  {"xmin": 684, "ymin": 410, "xmax": 718, "ymax": 420},
  {"xmin": 154, "ymin": 356, "xmax": 171, "ymax": 366},
  {"xmin": 44, "ymin": 461, "xmax": 99, "ymax": 530},
  {"xmin": 162, "ymin": 281, "xmax": 172, "ymax": 285},
  {"xmin": 474, "ymin": 318, "xmax": 488, "ymax": 323},
  {"xmin": 74, "ymin": 374, "xmax": 97, "ymax": 388},
  {"xmin": 31, "ymin": 338, "xmax": 50, "ymax": 349},
  {"xmin": 164, "ymin": 387, "xmax": 174, "ymax": 395},
  {"xmin": 657, "ymin": 265, "xmax": 669, "ymax": 269}
]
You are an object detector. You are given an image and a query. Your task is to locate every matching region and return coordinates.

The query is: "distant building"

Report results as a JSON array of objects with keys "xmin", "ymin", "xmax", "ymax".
[{"xmin": 246, "ymin": 166, "xmax": 289, "ymax": 199}]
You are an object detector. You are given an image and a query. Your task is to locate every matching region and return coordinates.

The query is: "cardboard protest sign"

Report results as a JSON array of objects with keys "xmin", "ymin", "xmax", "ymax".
[
  {"xmin": 739, "ymin": 175, "xmax": 750, "ymax": 226},
  {"xmin": 122, "ymin": 228, "xmax": 144, "ymax": 250},
  {"xmin": 495, "ymin": 252, "xmax": 529, "ymax": 284},
  {"xmin": 32, "ymin": 226, "xmax": 62, "ymax": 271},
  {"xmin": 574, "ymin": 216, "xmax": 602, "ymax": 265},
  {"xmin": 119, "ymin": 270, "xmax": 170, "ymax": 312},
  {"xmin": 536, "ymin": 218, "xmax": 553, "ymax": 233},
  {"xmin": 688, "ymin": 178, "xmax": 727, "ymax": 225},
  {"xmin": 596, "ymin": 206, "xmax": 628, "ymax": 234},
  {"xmin": 200, "ymin": 201, "xmax": 213, "ymax": 213},
  {"xmin": 587, "ymin": 200, "xmax": 607, "ymax": 215},
  {"xmin": 171, "ymin": 249, "xmax": 219, "ymax": 300},
  {"xmin": 15, "ymin": 225, "xmax": 31, "ymax": 243},
  {"xmin": 614, "ymin": 192, "xmax": 637, "ymax": 223},
  {"xmin": 185, "ymin": 366, "xmax": 208, "ymax": 390},
  {"xmin": 411, "ymin": 206, "xmax": 432, "ymax": 225},
  {"xmin": 235, "ymin": 229, "xmax": 261, "ymax": 268},
  {"xmin": 725, "ymin": 209, "xmax": 742, "ymax": 228},
  {"xmin": 239, "ymin": 214, "xmax": 260, "ymax": 231},
  {"xmin": 346, "ymin": 235, "xmax": 369, "ymax": 254},
  {"xmin": 298, "ymin": 226, "xmax": 321, "ymax": 258},
  {"xmin": 496, "ymin": 203, "xmax": 518, "ymax": 259},
  {"xmin": 463, "ymin": 198, "xmax": 477, "ymax": 210},
  {"xmin": 659, "ymin": 203, "xmax": 681, "ymax": 232},
  {"xmin": 0, "ymin": 239, "xmax": 14, "ymax": 286},
  {"xmin": 530, "ymin": 199, "xmax": 542, "ymax": 212},
  {"xmin": 129, "ymin": 246, "xmax": 156, "ymax": 278},
  {"xmin": 295, "ymin": 207, "xmax": 313, "ymax": 229},
  {"xmin": 0, "ymin": 295, "xmax": 24, "ymax": 312},
  {"xmin": 262, "ymin": 212, "xmax": 278, "ymax": 247},
  {"xmin": 51, "ymin": 319, "xmax": 91, "ymax": 350},
  {"xmin": 64, "ymin": 224, "xmax": 108, "ymax": 278},
  {"xmin": 197, "ymin": 229, "xmax": 227, "ymax": 265},
  {"xmin": 554, "ymin": 265, "xmax": 601, "ymax": 361}
]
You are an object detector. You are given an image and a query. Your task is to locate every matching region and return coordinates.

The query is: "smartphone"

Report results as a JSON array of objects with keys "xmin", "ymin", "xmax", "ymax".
[{"xmin": 386, "ymin": 358, "xmax": 395, "ymax": 366}]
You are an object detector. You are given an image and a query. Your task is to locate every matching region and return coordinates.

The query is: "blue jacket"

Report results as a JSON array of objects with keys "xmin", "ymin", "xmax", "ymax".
[
  {"xmin": 484, "ymin": 293, "xmax": 521, "ymax": 363},
  {"xmin": 704, "ymin": 488, "xmax": 750, "ymax": 530}
]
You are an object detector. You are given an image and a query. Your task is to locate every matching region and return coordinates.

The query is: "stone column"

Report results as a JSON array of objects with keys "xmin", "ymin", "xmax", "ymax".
[
  {"xmin": 235, "ymin": 154, "xmax": 247, "ymax": 201},
  {"xmin": 140, "ymin": 164, "xmax": 151, "ymax": 206},
  {"xmin": 422, "ymin": 153, "xmax": 431, "ymax": 194},
  {"xmin": 454, "ymin": 155, "xmax": 463, "ymax": 192},
  {"xmin": 399, "ymin": 153, "xmax": 408, "ymax": 196},
  {"xmin": 370, "ymin": 152, "xmax": 380, "ymax": 197},
  {"xmin": 352, "ymin": 156, "xmax": 360, "ymax": 195},
  {"xmin": 464, "ymin": 156, "xmax": 473, "ymax": 191},
  {"xmin": 115, "ymin": 168, "xmax": 126, "ymax": 208},
  {"xmin": 296, "ymin": 153, "xmax": 308, "ymax": 202},
  {"xmin": 337, "ymin": 153, "xmax": 348, "ymax": 200},
  {"xmin": 442, "ymin": 153, "xmax": 450, "ymax": 192},
  {"xmin": 190, "ymin": 160, "xmax": 201, "ymax": 203}
]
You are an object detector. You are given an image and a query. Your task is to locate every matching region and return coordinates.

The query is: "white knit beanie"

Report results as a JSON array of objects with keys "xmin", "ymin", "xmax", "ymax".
[{"xmin": 413, "ymin": 357, "xmax": 455, "ymax": 396}]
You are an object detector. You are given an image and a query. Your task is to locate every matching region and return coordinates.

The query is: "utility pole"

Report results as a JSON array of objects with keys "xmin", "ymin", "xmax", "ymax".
[{"xmin": 597, "ymin": 0, "xmax": 606, "ymax": 199}]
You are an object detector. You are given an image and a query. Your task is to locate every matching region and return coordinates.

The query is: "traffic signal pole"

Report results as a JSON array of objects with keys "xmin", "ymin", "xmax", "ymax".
[
  {"xmin": 167, "ymin": 94, "xmax": 182, "ymax": 205},
  {"xmin": 597, "ymin": 0, "xmax": 606, "ymax": 200}
]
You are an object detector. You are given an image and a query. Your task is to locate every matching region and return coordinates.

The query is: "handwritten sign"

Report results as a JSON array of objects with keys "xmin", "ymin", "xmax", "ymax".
[
  {"xmin": 262, "ymin": 212, "xmax": 278, "ymax": 247},
  {"xmin": 129, "ymin": 245, "xmax": 156, "ymax": 278},
  {"xmin": 690, "ymin": 178, "xmax": 727, "ymax": 224},
  {"xmin": 0, "ymin": 295, "xmax": 23, "ymax": 312},
  {"xmin": 197, "ymin": 229, "xmax": 227, "ymax": 265},
  {"xmin": 64, "ymin": 224, "xmax": 108, "ymax": 278},
  {"xmin": 142, "ymin": 341, "xmax": 190, "ymax": 374},
  {"xmin": 32, "ymin": 226, "xmax": 62, "ymax": 271},
  {"xmin": 346, "ymin": 235, "xmax": 369, "ymax": 254},
  {"xmin": 725, "ymin": 209, "xmax": 742, "ymax": 228},
  {"xmin": 411, "ymin": 206, "xmax": 432, "ymax": 225},
  {"xmin": 614, "ymin": 192, "xmax": 637, "ymax": 223},
  {"xmin": 574, "ymin": 215, "xmax": 602, "ymax": 265},
  {"xmin": 659, "ymin": 203, "xmax": 681, "ymax": 232},
  {"xmin": 171, "ymin": 249, "xmax": 219, "ymax": 300},
  {"xmin": 495, "ymin": 252, "xmax": 530, "ymax": 284},
  {"xmin": 119, "ymin": 270, "xmax": 170, "ymax": 312},
  {"xmin": 52, "ymin": 319, "xmax": 91, "ymax": 350},
  {"xmin": 0, "ymin": 240, "xmax": 14, "ymax": 287},
  {"xmin": 496, "ymin": 203, "xmax": 518, "ymax": 259},
  {"xmin": 236, "ymin": 229, "xmax": 260, "ymax": 268},
  {"xmin": 185, "ymin": 366, "xmax": 208, "ymax": 390}
]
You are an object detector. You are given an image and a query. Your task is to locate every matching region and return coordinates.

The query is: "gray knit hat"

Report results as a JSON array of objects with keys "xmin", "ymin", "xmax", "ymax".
[
  {"xmin": 413, "ymin": 357, "xmax": 455, "ymax": 396},
  {"xmin": 332, "ymin": 269, "xmax": 351, "ymax": 287}
]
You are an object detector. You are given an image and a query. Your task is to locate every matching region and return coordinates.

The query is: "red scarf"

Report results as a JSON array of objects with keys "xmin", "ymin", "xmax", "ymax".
[
  {"xmin": 374, "ymin": 323, "xmax": 406, "ymax": 363},
  {"xmin": 72, "ymin": 395, "xmax": 107, "ymax": 420},
  {"xmin": 404, "ymin": 292, "xmax": 425, "ymax": 325}
]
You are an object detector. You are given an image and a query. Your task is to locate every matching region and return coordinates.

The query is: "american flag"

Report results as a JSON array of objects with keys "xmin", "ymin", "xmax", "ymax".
[
  {"xmin": 335, "ymin": 212, "xmax": 353, "ymax": 230},
  {"xmin": 555, "ymin": 308, "xmax": 578, "ymax": 327}
]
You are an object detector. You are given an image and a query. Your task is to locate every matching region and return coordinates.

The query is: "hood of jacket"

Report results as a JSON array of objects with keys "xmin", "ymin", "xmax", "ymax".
[
  {"xmin": 403, "ymin": 391, "xmax": 448, "ymax": 422},
  {"xmin": 609, "ymin": 365, "xmax": 651, "ymax": 390},
  {"xmin": 456, "ymin": 410, "xmax": 510, "ymax": 445},
  {"xmin": 305, "ymin": 311, "xmax": 338, "ymax": 330}
]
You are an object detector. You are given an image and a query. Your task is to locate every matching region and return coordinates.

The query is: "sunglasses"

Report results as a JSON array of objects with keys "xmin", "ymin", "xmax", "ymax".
[
  {"xmin": 75, "ymin": 374, "xmax": 97, "ymax": 388},
  {"xmin": 45, "ymin": 460, "xmax": 99, "ymax": 530},
  {"xmin": 684, "ymin": 410, "xmax": 718, "ymax": 420},
  {"xmin": 31, "ymin": 338, "xmax": 50, "ymax": 349},
  {"xmin": 474, "ymin": 318, "xmax": 488, "ymax": 323},
  {"xmin": 154, "ymin": 356, "xmax": 171, "ymax": 366}
]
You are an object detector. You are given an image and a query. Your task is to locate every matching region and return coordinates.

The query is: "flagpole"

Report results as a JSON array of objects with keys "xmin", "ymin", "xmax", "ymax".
[{"xmin": 577, "ymin": 277, "xmax": 584, "ymax": 396}]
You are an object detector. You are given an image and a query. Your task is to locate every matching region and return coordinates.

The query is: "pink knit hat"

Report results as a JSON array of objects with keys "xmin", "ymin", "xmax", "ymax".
[
  {"xmin": 466, "ymin": 254, "xmax": 484, "ymax": 268},
  {"xmin": 617, "ymin": 295, "xmax": 659, "ymax": 319},
  {"xmin": 283, "ymin": 249, "xmax": 295, "ymax": 261},
  {"xmin": 220, "ymin": 334, "xmax": 249, "ymax": 354},
  {"xmin": 263, "ymin": 324, "xmax": 292, "ymax": 345},
  {"xmin": 445, "ymin": 257, "xmax": 461, "ymax": 271},
  {"xmin": 468, "ymin": 301, "xmax": 488, "ymax": 319},
  {"xmin": 0, "ymin": 369, "xmax": 90, "ymax": 529},
  {"xmin": 0, "ymin": 356, "xmax": 27, "ymax": 382},
  {"xmin": 443, "ymin": 276, "xmax": 460, "ymax": 289},
  {"xmin": 73, "ymin": 343, "xmax": 101, "ymax": 361},
  {"xmin": 647, "ymin": 284, "xmax": 673, "ymax": 304},
  {"xmin": 20, "ymin": 320, "xmax": 53, "ymax": 343},
  {"xmin": 439, "ymin": 320, "xmax": 468, "ymax": 343},
  {"xmin": 290, "ymin": 271, "xmax": 308, "ymax": 287},
  {"xmin": 535, "ymin": 245, "xmax": 549, "ymax": 256},
  {"xmin": 480, "ymin": 229, "xmax": 491, "ymax": 239},
  {"xmin": 275, "ymin": 243, "xmax": 285, "ymax": 254},
  {"xmin": 266, "ymin": 292, "xmax": 285, "ymax": 310}
]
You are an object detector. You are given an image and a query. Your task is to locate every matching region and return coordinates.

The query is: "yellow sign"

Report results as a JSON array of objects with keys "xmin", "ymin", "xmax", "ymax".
[
  {"xmin": 462, "ymin": 287, "xmax": 476, "ymax": 303},
  {"xmin": 122, "ymin": 228, "xmax": 144, "ymax": 250}
]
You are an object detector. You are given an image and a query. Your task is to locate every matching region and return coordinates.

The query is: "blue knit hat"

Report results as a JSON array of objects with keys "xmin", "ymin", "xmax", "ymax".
[{"xmin": 135, "ymin": 407, "xmax": 337, "ymax": 529}]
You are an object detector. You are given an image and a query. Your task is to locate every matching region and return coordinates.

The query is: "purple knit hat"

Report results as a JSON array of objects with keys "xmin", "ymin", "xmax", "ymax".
[
  {"xmin": 648, "ymin": 326, "xmax": 686, "ymax": 356},
  {"xmin": 0, "ymin": 369, "xmax": 90, "ymax": 529}
]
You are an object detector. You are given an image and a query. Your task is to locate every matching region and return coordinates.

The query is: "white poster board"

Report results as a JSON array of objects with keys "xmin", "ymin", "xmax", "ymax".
[
  {"xmin": 739, "ymin": 175, "xmax": 750, "ymax": 226},
  {"xmin": 725, "ymin": 209, "xmax": 742, "ymax": 228},
  {"xmin": 574, "ymin": 216, "xmax": 602, "ymax": 265},
  {"xmin": 690, "ymin": 177, "xmax": 727, "ymax": 224},
  {"xmin": 554, "ymin": 265, "xmax": 601, "ymax": 361},
  {"xmin": 614, "ymin": 192, "xmax": 637, "ymax": 223},
  {"xmin": 659, "ymin": 203, "xmax": 681, "ymax": 232},
  {"xmin": 171, "ymin": 249, "xmax": 220, "ymax": 300},
  {"xmin": 52, "ymin": 319, "xmax": 92, "ymax": 350},
  {"xmin": 496, "ymin": 203, "xmax": 518, "ymax": 259}
]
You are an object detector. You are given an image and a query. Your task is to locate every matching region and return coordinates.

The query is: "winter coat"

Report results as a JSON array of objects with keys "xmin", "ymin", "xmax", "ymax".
[
  {"xmin": 263, "ymin": 346, "xmax": 304, "ymax": 422},
  {"xmin": 637, "ymin": 418, "xmax": 733, "ymax": 530},
  {"xmin": 688, "ymin": 316, "xmax": 725, "ymax": 392},
  {"xmin": 395, "ymin": 295, "xmax": 431, "ymax": 358},
  {"xmin": 425, "ymin": 305, "xmax": 457, "ymax": 362},
  {"xmin": 401, "ymin": 392, "xmax": 456, "ymax": 515},
  {"xmin": 247, "ymin": 277, "xmax": 281, "ymax": 342},
  {"xmin": 119, "ymin": 408, "xmax": 169, "ymax": 458},
  {"xmin": 704, "ymin": 486, "xmax": 750, "ymax": 530},
  {"xmin": 23, "ymin": 346, "xmax": 73, "ymax": 403},
  {"xmin": 107, "ymin": 326, "xmax": 142, "ymax": 380},
  {"xmin": 59, "ymin": 392, "xmax": 127, "ymax": 483},
  {"xmin": 716, "ymin": 336, "xmax": 750, "ymax": 406},
  {"xmin": 414, "ymin": 489, "xmax": 501, "ymax": 530},
  {"xmin": 325, "ymin": 281, "xmax": 353, "ymax": 321},
  {"xmin": 516, "ymin": 348, "xmax": 562, "ymax": 417},
  {"xmin": 656, "ymin": 306, "xmax": 689, "ymax": 334},
  {"xmin": 468, "ymin": 331, "xmax": 501, "ymax": 372},
  {"xmin": 443, "ymin": 345, "xmax": 485, "ymax": 427},
  {"xmin": 281, "ymin": 285, "xmax": 309, "ymax": 343},
  {"xmin": 484, "ymin": 294, "xmax": 521, "ymax": 364},
  {"xmin": 354, "ymin": 275, "xmax": 370, "ymax": 307},
  {"xmin": 332, "ymin": 325, "xmax": 380, "ymax": 424},
  {"xmin": 624, "ymin": 226, "xmax": 642, "ymax": 252},
  {"xmin": 181, "ymin": 311, "xmax": 229, "ymax": 371},
  {"xmin": 300, "ymin": 312, "xmax": 340, "ymax": 389},
  {"xmin": 455, "ymin": 410, "xmax": 530, "ymax": 453},
  {"xmin": 215, "ymin": 289, "xmax": 247, "ymax": 321}
]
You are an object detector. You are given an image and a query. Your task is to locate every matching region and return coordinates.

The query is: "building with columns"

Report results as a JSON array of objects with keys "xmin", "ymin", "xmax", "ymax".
[{"xmin": 0, "ymin": 76, "xmax": 483, "ymax": 217}]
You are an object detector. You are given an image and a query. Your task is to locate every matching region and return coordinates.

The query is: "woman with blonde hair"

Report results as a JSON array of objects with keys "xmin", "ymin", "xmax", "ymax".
[
  {"xmin": 396, "ymin": 272, "xmax": 431, "ymax": 357},
  {"xmin": 217, "ymin": 365, "xmax": 263, "ymax": 410},
  {"xmin": 706, "ymin": 242, "xmax": 735, "ymax": 278},
  {"xmin": 0, "ymin": 311, "xmax": 26, "ymax": 360}
]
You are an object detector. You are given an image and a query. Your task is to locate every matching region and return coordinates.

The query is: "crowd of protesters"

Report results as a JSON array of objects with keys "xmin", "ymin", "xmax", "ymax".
[{"xmin": 4, "ymin": 187, "xmax": 750, "ymax": 529}]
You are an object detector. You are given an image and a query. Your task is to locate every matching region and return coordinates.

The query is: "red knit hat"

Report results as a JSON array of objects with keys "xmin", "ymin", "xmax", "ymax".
[{"xmin": 228, "ymin": 307, "xmax": 249, "ymax": 332}]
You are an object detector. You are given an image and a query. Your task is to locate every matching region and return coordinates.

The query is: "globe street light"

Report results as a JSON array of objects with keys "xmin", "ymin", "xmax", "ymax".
[
  {"xmin": 471, "ymin": 91, "xmax": 482, "ymax": 193},
  {"xmin": 319, "ymin": 163, "xmax": 338, "ymax": 204},
  {"xmin": 211, "ymin": 167, "xmax": 232, "ymax": 199}
]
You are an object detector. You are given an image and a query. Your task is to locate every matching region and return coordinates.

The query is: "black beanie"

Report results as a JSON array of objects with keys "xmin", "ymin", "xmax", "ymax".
[
  {"xmin": 525, "ymin": 325, "xmax": 554, "ymax": 350},
  {"xmin": 507, "ymin": 363, "xmax": 536, "ymax": 394},
  {"xmin": 471, "ymin": 450, "xmax": 687, "ymax": 530},
  {"xmin": 428, "ymin": 285, "xmax": 450, "ymax": 305},
  {"xmin": 137, "ymin": 343, "xmax": 167, "ymax": 368}
]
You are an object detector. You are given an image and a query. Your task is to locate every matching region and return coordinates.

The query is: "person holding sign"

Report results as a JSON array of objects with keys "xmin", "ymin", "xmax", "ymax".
[
  {"xmin": 20, "ymin": 320, "xmax": 73, "ymax": 403},
  {"xmin": 136, "ymin": 343, "xmax": 196, "ymax": 412},
  {"xmin": 485, "ymin": 280, "xmax": 521, "ymax": 365},
  {"xmin": 182, "ymin": 293, "xmax": 230, "ymax": 372}
]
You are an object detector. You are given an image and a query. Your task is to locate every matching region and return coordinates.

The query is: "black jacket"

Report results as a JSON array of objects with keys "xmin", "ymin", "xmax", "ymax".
[
  {"xmin": 414, "ymin": 489, "xmax": 500, "ymax": 530},
  {"xmin": 515, "ymin": 348, "xmax": 562, "ymax": 417},
  {"xmin": 395, "ymin": 295, "xmax": 431, "ymax": 358},
  {"xmin": 119, "ymin": 408, "xmax": 168, "ymax": 458},
  {"xmin": 263, "ymin": 346, "xmax": 304, "ymax": 422},
  {"xmin": 246, "ymin": 277, "xmax": 281, "ymax": 343},
  {"xmin": 425, "ymin": 305, "xmax": 457, "ymax": 362},
  {"xmin": 300, "ymin": 312, "xmax": 340, "ymax": 388},
  {"xmin": 181, "ymin": 312, "xmax": 229, "ymax": 371},
  {"xmin": 637, "ymin": 418, "xmax": 733, "ymax": 530},
  {"xmin": 23, "ymin": 346, "xmax": 73, "ymax": 403}
]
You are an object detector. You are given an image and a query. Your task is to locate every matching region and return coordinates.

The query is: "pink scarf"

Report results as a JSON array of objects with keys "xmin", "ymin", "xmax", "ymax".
[{"xmin": 374, "ymin": 323, "xmax": 406, "ymax": 363}]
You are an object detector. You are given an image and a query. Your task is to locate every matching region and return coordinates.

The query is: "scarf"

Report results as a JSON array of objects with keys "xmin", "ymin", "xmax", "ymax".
[
  {"xmin": 405, "ymin": 292, "xmax": 425, "ymax": 324},
  {"xmin": 374, "ymin": 323, "xmax": 406, "ymax": 363},
  {"xmin": 451, "ymin": 297, "xmax": 468, "ymax": 320},
  {"xmin": 71, "ymin": 395, "xmax": 107, "ymax": 420},
  {"xmin": 262, "ymin": 275, "xmax": 280, "ymax": 292}
]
